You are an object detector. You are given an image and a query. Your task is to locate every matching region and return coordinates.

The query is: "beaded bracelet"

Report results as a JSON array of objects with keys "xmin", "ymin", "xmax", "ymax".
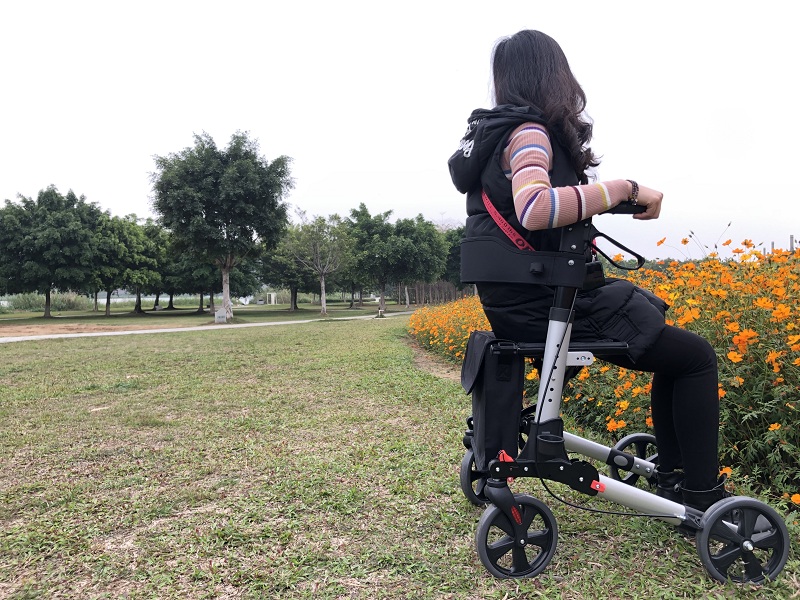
[{"xmin": 627, "ymin": 180, "xmax": 639, "ymax": 205}]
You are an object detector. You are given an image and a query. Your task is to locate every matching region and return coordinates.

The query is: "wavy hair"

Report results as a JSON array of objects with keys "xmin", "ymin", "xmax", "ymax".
[{"xmin": 491, "ymin": 30, "xmax": 599, "ymax": 183}]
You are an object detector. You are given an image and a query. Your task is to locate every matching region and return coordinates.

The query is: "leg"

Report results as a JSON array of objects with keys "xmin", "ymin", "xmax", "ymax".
[{"xmin": 603, "ymin": 325, "xmax": 719, "ymax": 491}]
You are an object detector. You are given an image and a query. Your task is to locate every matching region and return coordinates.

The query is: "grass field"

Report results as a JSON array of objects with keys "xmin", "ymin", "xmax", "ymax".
[{"xmin": 1, "ymin": 317, "xmax": 797, "ymax": 598}]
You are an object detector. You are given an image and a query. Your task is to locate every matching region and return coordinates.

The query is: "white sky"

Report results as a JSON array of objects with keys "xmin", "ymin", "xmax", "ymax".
[{"xmin": 2, "ymin": 1, "xmax": 798, "ymax": 260}]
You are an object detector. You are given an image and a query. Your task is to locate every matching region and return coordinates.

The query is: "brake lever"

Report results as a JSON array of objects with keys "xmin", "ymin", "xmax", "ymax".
[{"xmin": 590, "ymin": 231, "xmax": 646, "ymax": 270}]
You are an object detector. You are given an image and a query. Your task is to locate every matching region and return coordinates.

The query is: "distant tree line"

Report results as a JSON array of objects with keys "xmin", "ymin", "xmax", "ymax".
[{"xmin": 0, "ymin": 132, "xmax": 466, "ymax": 319}]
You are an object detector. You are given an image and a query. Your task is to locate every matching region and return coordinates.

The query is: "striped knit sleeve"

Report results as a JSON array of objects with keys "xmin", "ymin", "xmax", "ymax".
[{"xmin": 503, "ymin": 123, "xmax": 630, "ymax": 231}]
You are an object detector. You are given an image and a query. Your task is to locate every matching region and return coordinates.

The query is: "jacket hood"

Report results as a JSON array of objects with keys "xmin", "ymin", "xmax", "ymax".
[{"xmin": 448, "ymin": 104, "xmax": 547, "ymax": 194}]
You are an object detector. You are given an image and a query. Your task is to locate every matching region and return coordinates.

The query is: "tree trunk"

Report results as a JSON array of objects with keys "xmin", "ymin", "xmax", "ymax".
[
  {"xmin": 319, "ymin": 275, "xmax": 327, "ymax": 316},
  {"xmin": 153, "ymin": 292, "xmax": 161, "ymax": 310},
  {"xmin": 105, "ymin": 290, "xmax": 112, "ymax": 317},
  {"xmin": 289, "ymin": 286, "xmax": 299, "ymax": 311},
  {"xmin": 93, "ymin": 291, "xmax": 99, "ymax": 312},
  {"xmin": 404, "ymin": 285, "xmax": 410, "ymax": 309},
  {"xmin": 221, "ymin": 262, "xmax": 233, "ymax": 322},
  {"xmin": 43, "ymin": 288, "xmax": 52, "ymax": 318},
  {"xmin": 378, "ymin": 281, "xmax": 386, "ymax": 313},
  {"xmin": 134, "ymin": 287, "xmax": 144, "ymax": 314},
  {"xmin": 167, "ymin": 293, "xmax": 175, "ymax": 310},
  {"xmin": 197, "ymin": 292, "xmax": 205, "ymax": 314},
  {"xmin": 209, "ymin": 294, "xmax": 216, "ymax": 314}
]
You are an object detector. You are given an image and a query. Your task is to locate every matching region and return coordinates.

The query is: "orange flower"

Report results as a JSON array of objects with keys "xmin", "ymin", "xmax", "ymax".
[
  {"xmin": 725, "ymin": 322, "xmax": 741, "ymax": 332},
  {"xmin": 720, "ymin": 466, "xmax": 733, "ymax": 476},
  {"xmin": 681, "ymin": 238, "xmax": 689, "ymax": 245},
  {"xmin": 722, "ymin": 239, "xmax": 732, "ymax": 246},
  {"xmin": 657, "ymin": 237, "xmax": 666, "ymax": 246},
  {"xmin": 768, "ymin": 423, "xmax": 781, "ymax": 431},
  {"xmin": 771, "ymin": 304, "xmax": 791, "ymax": 320},
  {"xmin": 754, "ymin": 297, "xmax": 775, "ymax": 310},
  {"xmin": 727, "ymin": 351, "xmax": 744, "ymax": 363},
  {"xmin": 792, "ymin": 494, "xmax": 800, "ymax": 505}
]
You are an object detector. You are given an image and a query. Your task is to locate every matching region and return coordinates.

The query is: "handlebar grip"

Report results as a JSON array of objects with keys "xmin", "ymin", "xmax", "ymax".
[{"xmin": 607, "ymin": 201, "xmax": 647, "ymax": 215}]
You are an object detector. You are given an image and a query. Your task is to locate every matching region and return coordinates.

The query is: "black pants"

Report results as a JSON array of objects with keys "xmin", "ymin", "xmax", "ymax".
[{"xmin": 603, "ymin": 325, "xmax": 720, "ymax": 491}]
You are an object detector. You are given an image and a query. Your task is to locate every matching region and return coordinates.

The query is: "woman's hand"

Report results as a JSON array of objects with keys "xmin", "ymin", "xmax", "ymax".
[{"xmin": 632, "ymin": 184, "xmax": 663, "ymax": 220}]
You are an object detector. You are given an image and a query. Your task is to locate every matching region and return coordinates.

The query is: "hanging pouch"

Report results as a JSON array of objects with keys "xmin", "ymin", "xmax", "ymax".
[{"xmin": 461, "ymin": 331, "xmax": 525, "ymax": 471}]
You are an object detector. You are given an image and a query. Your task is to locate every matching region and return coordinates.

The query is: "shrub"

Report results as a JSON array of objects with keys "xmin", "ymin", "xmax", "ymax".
[{"xmin": 8, "ymin": 292, "xmax": 93, "ymax": 312}]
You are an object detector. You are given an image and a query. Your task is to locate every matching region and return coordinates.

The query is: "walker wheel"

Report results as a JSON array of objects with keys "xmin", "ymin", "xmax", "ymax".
[
  {"xmin": 696, "ymin": 496, "xmax": 790, "ymax": 584},
  {"xmin": 460, "ymin": 449, "xmax": 488, "ymax": 506},
  {"xmin": 475, "ymin": 494, "xmax": 558, "ymax": 579},
  {"xmin": 609, "ymin": 433, "xmax": 658, "ymax": 488}
]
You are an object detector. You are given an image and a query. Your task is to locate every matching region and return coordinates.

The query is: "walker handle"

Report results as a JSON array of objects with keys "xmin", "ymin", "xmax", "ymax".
[{"xmin": 605, "ymin": 201, "xmax": 647, "ymax": 215}]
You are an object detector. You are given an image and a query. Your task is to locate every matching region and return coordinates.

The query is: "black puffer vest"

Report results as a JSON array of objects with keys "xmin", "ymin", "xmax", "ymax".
[{"xmin": 448, "ymin": 105, "xmax": 667, "ymax": 361}]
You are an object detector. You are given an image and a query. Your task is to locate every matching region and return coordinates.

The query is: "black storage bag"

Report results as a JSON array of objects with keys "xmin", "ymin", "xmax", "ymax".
[{"xmin": 461, "ymin": 330, "xmax": 525, "ymax": 471}]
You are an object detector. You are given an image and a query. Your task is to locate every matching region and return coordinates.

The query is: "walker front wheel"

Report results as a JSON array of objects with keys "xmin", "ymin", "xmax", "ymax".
[
  {"xmin": 696, "ymin": 496, "xmax": 790, "ymax": 584},
  {"xmin": 460, "ymin": 449, "xmax": 488, "ymax": 506},
  {"xmin": 475, "ymin": 494, "xmax": 558, "ymax": 579}
]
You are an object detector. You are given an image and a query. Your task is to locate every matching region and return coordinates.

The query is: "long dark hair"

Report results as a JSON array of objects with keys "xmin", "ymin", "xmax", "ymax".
[{"xmin": 492, "ymin": 30, "xmax": 599, "ymax": 182}]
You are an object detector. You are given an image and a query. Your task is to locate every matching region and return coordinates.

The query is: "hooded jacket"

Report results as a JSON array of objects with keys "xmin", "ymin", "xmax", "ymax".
[
  {"xmin": 448, "ymin": 104, "xmax": 578, "ymax": 253},
  {"xmin": 448, "ymin": 105, "xmax": 667, "ymax": 361}
]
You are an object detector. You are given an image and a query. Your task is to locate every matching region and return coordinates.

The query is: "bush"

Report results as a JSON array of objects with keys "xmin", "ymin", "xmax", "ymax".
[
  {"xmin": 8, "ymin": 292, "xmax": 93, "ymax": 312},
  {"xmin": 408, "ymin": 243, "xmax": 800, "ymax": 500}
]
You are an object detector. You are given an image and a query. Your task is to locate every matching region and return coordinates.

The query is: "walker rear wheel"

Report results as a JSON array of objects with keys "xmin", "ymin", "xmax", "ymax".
[
  {"xmin": 609, "ymin": 433, "xmax": 658, "ymax": 489},
  {"xmin": 460, "ymin": 449, "xmax": 488, "ymax": 506},
  {"xmin": 696, "ymin": 496, "xmax": 790, "ymax": 584},
  {"xmin": 475, "ymin": 494, "xmax": 558, "ymax": 579}
]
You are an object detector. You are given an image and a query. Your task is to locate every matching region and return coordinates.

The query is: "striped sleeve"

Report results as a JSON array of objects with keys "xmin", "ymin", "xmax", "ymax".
[{"xmin": 502, "ymin": 123, "xmax": 630, "ymax": 231}]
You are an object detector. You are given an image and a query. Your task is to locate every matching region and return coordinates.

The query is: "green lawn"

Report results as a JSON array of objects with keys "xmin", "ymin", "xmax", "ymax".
[{"xmin": 0, "ymin": 317, "xmax": 797, "ymax": 599}]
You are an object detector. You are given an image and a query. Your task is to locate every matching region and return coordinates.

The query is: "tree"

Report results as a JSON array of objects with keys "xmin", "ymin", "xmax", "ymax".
[
  {"xmin": 392, "ymin": 215, "xmax": 447, "ymax": 307},
  {"xmin": 346, "ymin": 203, "xmax": 394, "ymax": 312},
  {"xmin": 442, "ymin": 225, "xmax": 466, "ymax": 291},
  {"xmin": 0, "ymin": 186, "xmax": 98, "ymax": 317},
  {"xmin": 118, "ymin": 217, "xmax": 162, "ymax": 314},
  {"xmin": 261, "ymin": 231, "xmax": 318, "ymax": 311},
  {"xmin": 151, "ymin": 131, "xmax": 293, "ymax": 322},
  {"xmin": 290, "ymin": 213, "xmax": 353, "ymax": 316}
]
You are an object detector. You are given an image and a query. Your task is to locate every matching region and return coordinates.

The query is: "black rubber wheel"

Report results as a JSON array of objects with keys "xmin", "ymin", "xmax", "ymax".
[
  {"xmin": 696, "ymin": 496, "xmax": 790, "ymax": 584},
  {"xmin": 460, "ymin": 449, "xmax": 488, "ymax": 506},
  {"xmin": 475, "ymin": 494, "xmax": 558, "ymax": 579},
  {"xmin": 609, "ymin": 432, "xmax": 658, "ymax": 488}
]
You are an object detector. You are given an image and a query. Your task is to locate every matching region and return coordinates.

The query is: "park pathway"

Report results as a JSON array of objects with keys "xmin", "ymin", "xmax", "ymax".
[{"xmin": 0, "ymin": 312, "xmax": 412, "ymax": 344}]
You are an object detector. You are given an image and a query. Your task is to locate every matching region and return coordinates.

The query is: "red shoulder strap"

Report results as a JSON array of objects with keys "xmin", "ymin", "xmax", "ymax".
[{"xmin": 481, "ymin": 190, "xmax": 535, "ymax": 251}]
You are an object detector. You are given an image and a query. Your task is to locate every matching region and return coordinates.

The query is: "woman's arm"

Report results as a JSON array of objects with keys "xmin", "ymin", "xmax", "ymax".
[{"xmin": 503, "ymin": 123, "xmax": 631, "ymax": 230}]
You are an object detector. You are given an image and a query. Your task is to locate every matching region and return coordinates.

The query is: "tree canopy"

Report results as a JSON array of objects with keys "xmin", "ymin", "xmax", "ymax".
[
  {"xmin": 151, "ymin": 131, "xmax": 293, "ymax": 321},
  {"xmin": 0, "ymin": 186, "xmax": 99, "ymax": 317}
]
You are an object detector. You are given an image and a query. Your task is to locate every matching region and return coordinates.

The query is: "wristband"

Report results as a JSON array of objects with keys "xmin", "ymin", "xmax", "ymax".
[{"xmin": 626, "ymin": 180, "xmax": 639, "ymax": 205}]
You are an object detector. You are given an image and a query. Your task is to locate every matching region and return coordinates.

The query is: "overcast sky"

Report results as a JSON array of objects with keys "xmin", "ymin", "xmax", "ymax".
[{"xmin": 2, "ymin": 1, "xmax": 797, "ymax": 260}]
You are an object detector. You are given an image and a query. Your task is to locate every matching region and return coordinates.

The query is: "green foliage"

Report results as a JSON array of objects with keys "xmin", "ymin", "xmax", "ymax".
[
  {"xmin": 0, "ymin": 187, "xmax": 100, "ymax": 316},
  {"xmin": 7, "ymin": 292, "xmax": 93, "ymax": 312},
  {"xmin": 152, "ymin": 131, "xmax": 293, "ymax": 320}
]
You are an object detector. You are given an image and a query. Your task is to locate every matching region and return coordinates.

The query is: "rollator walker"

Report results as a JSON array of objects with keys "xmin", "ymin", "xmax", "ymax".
[{"xmin": 458, "ymin": 203, "xmax": 790, "ymax": 583}]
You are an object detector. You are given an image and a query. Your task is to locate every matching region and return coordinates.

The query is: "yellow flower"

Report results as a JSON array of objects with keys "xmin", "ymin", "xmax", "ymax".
[{"xmin": 768, "ymin": 423, "xmax": 781, "ymax": 431}]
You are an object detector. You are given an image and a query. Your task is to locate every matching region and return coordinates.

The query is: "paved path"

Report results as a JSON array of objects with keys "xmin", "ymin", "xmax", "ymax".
[{"xmin": 0, "ymin": 312, "xmax": 413, "ymax": 344}]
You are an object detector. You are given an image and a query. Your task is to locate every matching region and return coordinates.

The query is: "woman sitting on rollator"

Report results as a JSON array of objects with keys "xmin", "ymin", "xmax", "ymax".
[{"xmin": 447, "ymin": 29, "xmax": 727, "ymax": 512}]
